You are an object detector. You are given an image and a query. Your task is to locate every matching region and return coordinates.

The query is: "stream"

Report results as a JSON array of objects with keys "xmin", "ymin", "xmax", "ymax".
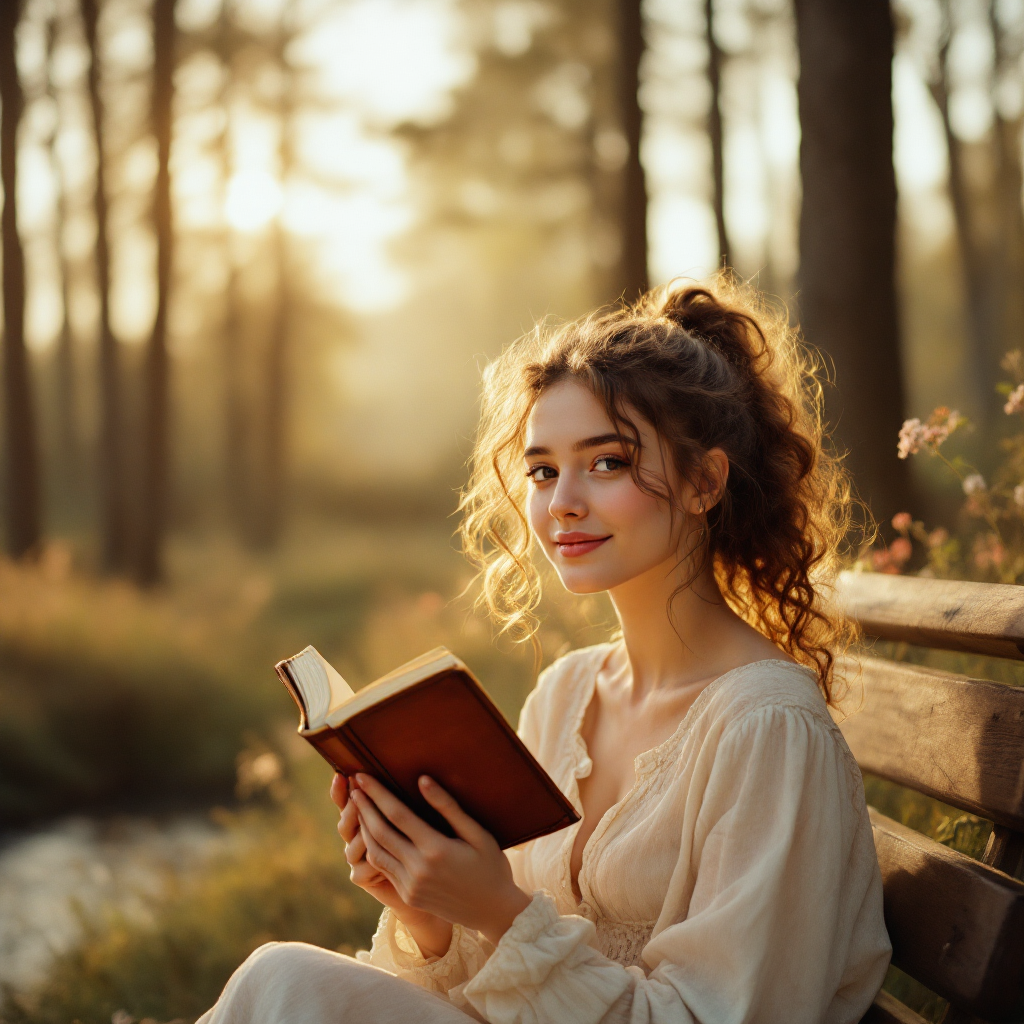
[{"xmin": 0, "ymin": 814, "xmax": 230, "ymax": 992}]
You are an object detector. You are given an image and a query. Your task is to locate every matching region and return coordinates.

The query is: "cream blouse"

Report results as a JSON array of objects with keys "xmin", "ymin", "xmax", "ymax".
[{"xmin": 358, "ymin": 644, "xmax": 891, "ymax": 1024}]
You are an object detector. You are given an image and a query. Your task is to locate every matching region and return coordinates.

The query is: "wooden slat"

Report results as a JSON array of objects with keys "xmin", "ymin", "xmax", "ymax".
[
  {"xmin": 870, "ymin": 808, "xmax": 1024, "ymax": 1021},
  {"xmin": 838, "ymin": 571, "xmax": 1024, "ymax": 660},
  {"xmin": 837, "ymin": 657, "xmax": 1024, "ymax": 830},
  {"xmin": 861, "ymin": 990, "xmax": 929, "ymax": 1024}
]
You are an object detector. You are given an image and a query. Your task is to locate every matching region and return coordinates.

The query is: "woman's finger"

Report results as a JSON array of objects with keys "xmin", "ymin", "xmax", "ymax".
[
  {"xmin": 330, "ymin": 772, "xmax": 349, "ymax": 810},
  {"xmin": 338, "ymin": 798, "xmax": 360, "ymax": 843},
  {"xmin": 418, "ymin": 776, "xmax": 490, "ymax": 846},
  {"xmin": 354, "ymin": 774, "xmax": 438, "ymax": 847},
  {"xmin": 344, "ymin": 829, "xmax": 367, "ymax": 866},
  {"xmin": 350, "ymin": 857, "xmax": 387, "ymax": 889},
  {"xmin": 352, "ymin": 788, "xmax": 417, "ymax": 862},
  {"xmin": 359, "ymin": 814, "xmax": 406, "ymax": 890}
]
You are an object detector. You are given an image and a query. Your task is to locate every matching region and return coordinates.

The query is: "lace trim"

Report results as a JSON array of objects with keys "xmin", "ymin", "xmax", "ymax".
[{"xmin": 592, "ymin": 916, "xmax": 655, "ymax": 969}]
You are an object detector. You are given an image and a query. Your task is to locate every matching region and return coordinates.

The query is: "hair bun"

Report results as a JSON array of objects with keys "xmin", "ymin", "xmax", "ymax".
[{"xmin": 649, "ymin": 283, "xmax": 766, "ymax": 377}]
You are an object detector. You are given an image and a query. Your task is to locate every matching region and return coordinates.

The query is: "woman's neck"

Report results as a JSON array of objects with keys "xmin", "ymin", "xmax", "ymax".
[{"xmin": 608, "ymin": 554, "xmax": 742, "ymax": 700}]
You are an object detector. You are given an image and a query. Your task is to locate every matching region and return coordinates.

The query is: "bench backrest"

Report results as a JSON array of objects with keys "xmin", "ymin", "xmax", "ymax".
[{"xmin": 838, "ymin": 571, "xmax": 1024, "ymax": 1024}]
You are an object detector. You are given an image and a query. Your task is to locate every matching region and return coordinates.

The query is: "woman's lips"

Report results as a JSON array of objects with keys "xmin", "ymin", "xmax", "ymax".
[{"xmin": 555, "ymin": 534, "xmax": 611, "ymax": 558}]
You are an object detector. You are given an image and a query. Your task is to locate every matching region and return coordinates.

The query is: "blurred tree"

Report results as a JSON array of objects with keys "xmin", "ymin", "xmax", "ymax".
[
  {"xmin": 989, "ymin": 0, "xmax": 1024, "ymax": 378},
  {"xmin": 617, "ymin": 0, "xmax": 648, "ymax": 299},
  {"xmin": 705, "ymin": 0, "xmax": 730, "ymax": 270},
  {"xmin": 927, "ymin": 0, "xmax": 993, "ymax": 426},
  {"xmin": 0, "ymin": 0, "xmax": 42, "ymax": 559},
  {"xmin": 255, "ymin": 0, "xmax": 299, "ymax": 548},
  {"xmin": 136, "ymin": 0, "xmax": 178, "ymax": 585},
  {"xmin": 213, "ymin": 0, "xmax": 251, "ymax": 540},
  {"xmin": 794, "ymin": 0, "xmax": 911, "ymax": 520},
  {"xmin": 81, "ymin": 0, "xmax": 127, "ymax": 571},
  {"xmin": 44, "ymin": 11, "xmax": 83, "ymax": 505}
]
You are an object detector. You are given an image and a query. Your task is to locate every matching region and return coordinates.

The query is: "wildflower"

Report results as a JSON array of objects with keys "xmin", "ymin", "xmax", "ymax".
[
  {"xmin": 897, "ymin": 419, "xmax": 926, "ymax": 459},
  {"xmin": 897, "ymin": 408, "xmax": 964, "ymax": 458},
  {"xmin": 1005, "ymin": 383, "xmax": 1024, "ymax": 415},
  {"xmin": 963, "ymin": 473, "xmax": 986, "ymax": 495},
  {"xmin": 872, "ymin": 538, "xmax": 913, "ymax": 574},
  {"xmin": 927, "ymin": 527, "xmax": 949, "ymax": 548},
  {"xmin": 889, "ymin": 537, "xmax": 913, "ymax": 563},
  {"xmin": 1015, "ymin": 483, "xmax": 1024, "ymax": 508},
  {"xmin": 974, "ymin": 533, "xmax": 1006, "ymax": 570},
  {"xmin": 1002, "ymin": 349, "xmax": 1024, "ymax": 379},
  {"xmin": 891, "ymin": 512, "xmax": 913, "ymax": 533}
]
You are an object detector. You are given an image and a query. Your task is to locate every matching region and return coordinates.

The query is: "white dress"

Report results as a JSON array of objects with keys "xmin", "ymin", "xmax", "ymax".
[{"xmin": 199, "ymin": 645, "xmax": 891, "ymax": 1024}]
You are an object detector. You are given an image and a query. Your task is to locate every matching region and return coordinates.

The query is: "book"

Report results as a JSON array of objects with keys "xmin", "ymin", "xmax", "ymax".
[{"xmin": 275, "ymin": 645, "xmax": 580, "ymax": 849}]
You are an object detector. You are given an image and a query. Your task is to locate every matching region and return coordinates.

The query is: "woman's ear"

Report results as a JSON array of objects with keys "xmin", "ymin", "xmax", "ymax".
[{"xmin": 690, "ymin": 448, "xmax": 729, "ymax": 514}]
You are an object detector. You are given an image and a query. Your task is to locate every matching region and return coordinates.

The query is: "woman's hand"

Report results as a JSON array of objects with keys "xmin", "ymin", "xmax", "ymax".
[
  {"xmin": 350, "ymin": 772, "xmax": 531, "ymax": 947},
  {"xmin": 330, "ymin": 774, "xmax": 453, "ymax": 957}
]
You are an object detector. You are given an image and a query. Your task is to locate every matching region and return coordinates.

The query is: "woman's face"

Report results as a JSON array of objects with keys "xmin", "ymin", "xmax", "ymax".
[{"xmin": 524, "ymin": 379, "xmax": 704, "ymax": 595}]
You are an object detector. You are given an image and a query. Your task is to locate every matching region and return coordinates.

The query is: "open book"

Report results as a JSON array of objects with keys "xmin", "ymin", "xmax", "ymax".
[{"xmin": 276, "ymin": 646, "xmax": 579, "ymax": 849}]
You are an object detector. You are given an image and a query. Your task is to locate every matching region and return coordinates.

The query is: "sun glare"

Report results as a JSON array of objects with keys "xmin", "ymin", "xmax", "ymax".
[{"xmin": 224, "ymin": 169, "xmax": 282, "ymax": 231}]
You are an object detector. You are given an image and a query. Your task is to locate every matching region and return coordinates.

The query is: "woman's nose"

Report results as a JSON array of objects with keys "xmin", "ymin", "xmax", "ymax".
[{"xmin": 548, "ymin": 473, "xmax": 587, "ymax": 520}]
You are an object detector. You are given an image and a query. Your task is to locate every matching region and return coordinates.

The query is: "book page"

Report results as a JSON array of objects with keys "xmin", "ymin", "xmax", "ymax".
[{"xmin": 287, "ymin": 647, "xmax": 354, "ymax": 727}]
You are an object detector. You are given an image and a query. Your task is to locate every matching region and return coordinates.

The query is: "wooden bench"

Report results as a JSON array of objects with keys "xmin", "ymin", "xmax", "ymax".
[{"xmin": 837, "ymin": 570, "xmax": 1024, "ymax": 1024}]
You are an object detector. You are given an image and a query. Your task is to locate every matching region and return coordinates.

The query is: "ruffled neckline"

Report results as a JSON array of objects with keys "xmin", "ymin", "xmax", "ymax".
[{"xmin": 560, "ymin": 646, "xmax": 817, "ymax": 907}]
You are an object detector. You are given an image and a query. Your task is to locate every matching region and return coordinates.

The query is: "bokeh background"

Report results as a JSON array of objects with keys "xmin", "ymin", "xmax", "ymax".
[{"xmin": 0, "ymin": 0, "xmax": 1021, "ymax": 1021}]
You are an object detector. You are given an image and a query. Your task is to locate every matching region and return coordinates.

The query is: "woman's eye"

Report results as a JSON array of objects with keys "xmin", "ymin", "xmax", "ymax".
[
  {"xmin": 593, "ymin": 456, "xmax": 628, "ymax": 473},
  {"xmin": 526, "ymin": 465, "xmax": 557, "ymax": 482}
]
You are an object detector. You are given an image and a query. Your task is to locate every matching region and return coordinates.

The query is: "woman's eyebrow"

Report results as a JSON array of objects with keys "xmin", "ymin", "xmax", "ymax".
[
  {"xmin": 523, "ymin": 433, "xmax": 636, "ymax": 459},
  {"xmin": 572, "ymin": 433, "xmax": 636, "ymax": 452}
]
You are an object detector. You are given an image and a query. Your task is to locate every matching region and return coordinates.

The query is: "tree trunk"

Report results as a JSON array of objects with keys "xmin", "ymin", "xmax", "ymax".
[
  {"xmin": 928, "ymin": 2, "xmax": 992, "ymax": 426},
  {"xmin": 254, "ymin": 9, "xmax": 296, "ymax": 549},
  {"xmin": 46, "ymin": 14, "xmax": 82, "ymax": 504},
  {"xmin": 136, "ymin": 0, "xmax": 176, "ymax": 585},
  {"xmin": 257, "ymin": 220, "xmax": 289, "ymax": 547},
  {"xmin": 794, "ymin": 0, "xmax": 911, "ymax": 520},
  {"xmin": 705, "ymin": 0, "xmax": 730, "ymax": 270},
  {"xmin": 0, "ymin": 0, "xmax": 41, "ymax": 559},
  {"xmin": 988, "ymin": 1, "xmax": 1024, "ymax": 393},
  {"xmin": 216, "ymin": 0, "xmax": 250, "ymax": 538},
  {"xmin": 81, "ymin": 0, "xmax": 127, "ymax": 570},
  {"xmin": 616, "ymin": 0, "xmax": 648, "ymax": 300}
]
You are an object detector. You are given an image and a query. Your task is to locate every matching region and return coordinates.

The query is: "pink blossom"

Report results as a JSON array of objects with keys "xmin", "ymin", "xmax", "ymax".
[
  {"xmin": 963, "ymin": 473, "xmax": 986, "ymax": 495},
  {"xmin": 1015, "ymin": 483, "xmax": 1024, "ymax": 508},
  {"xmin": 889, "ymin": 537, "xmax": 913, "ymax": 563},
  {"xmin": 897, "ymin": 419, "xmax": 926, "ymax": 459},
  {"xmin": 891, "ymin": 512, "xmax": 913, "ymax": 533},
  {"xmin": 927, "ymin": 527, "xmax": 949, "ymax": 548},
  {"xmin": 1006, "ymin": 384, "xmax": 1024, "ymax": 415},
  {"xmin": 974, "ymin": 534, "xmax": 1006, "ymax": 570},
  {"xmin": 897, "ymin": 408, "xmax": 964, "ymax": 459}
]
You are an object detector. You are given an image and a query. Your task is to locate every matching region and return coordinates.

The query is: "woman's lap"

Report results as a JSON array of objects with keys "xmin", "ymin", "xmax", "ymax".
[{"xmin": 197, "ymin": 941, "xmax": 480, "ymax": 1024}]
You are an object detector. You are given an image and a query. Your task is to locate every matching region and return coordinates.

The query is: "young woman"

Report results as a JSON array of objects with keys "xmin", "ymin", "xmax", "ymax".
[{"xmin": 200, "ymin": 278, "xmax": 891, "ymax": 1024}]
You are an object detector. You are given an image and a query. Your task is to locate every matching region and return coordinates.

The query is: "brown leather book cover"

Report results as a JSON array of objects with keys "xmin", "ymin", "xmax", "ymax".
[{"xmin": 276, "ymin": 649, "xmax": 579, "ymax": 849}]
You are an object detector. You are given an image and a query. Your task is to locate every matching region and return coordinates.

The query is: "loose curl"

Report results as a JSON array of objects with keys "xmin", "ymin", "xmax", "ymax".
[{"xmin": 459, "ymin": 272, "xmax": 856, "ymax": 705}]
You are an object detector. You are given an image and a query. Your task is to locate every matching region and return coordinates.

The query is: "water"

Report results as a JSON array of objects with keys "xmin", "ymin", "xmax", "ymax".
[{"xmin": 0, "ymin": 814, "xmax": 229, "ymax": 992}]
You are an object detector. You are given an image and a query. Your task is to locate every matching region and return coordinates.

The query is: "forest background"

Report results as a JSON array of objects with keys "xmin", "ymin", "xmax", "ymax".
[{"xmin": 0, "ymin": 0, "xmax": 1020, "ymax": 1022}]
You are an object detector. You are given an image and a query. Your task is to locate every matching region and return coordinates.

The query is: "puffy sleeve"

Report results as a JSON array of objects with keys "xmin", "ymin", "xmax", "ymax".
[
  {"xmin": 448, "ymin": 705, "xmax": 891, "ymax": 1024},
  {"xmin": 355, "ymin": 909, "xmax": 493, "ymax": 995}
]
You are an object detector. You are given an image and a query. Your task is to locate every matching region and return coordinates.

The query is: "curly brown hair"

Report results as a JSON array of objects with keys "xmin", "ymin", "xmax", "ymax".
[{"xmin": 459, "ymin": 272, "xmax": 855, "ymax": 704}]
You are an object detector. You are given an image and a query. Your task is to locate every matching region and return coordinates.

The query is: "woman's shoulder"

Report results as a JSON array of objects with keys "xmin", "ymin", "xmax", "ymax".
[{"xmin": 699, "ymin": 657, "xmax": 834, "ymax": 736}]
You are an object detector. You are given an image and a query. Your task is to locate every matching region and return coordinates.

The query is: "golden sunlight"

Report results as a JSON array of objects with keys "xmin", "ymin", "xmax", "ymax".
[{"xmin": 224, "ymin": 169, "xmax": 282, "ymax": 232}]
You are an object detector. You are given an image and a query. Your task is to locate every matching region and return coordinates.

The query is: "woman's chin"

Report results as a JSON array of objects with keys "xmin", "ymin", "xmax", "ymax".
[{"xmin": 554, "ymin": 567, "xmax": 621, "ymax": 596}]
